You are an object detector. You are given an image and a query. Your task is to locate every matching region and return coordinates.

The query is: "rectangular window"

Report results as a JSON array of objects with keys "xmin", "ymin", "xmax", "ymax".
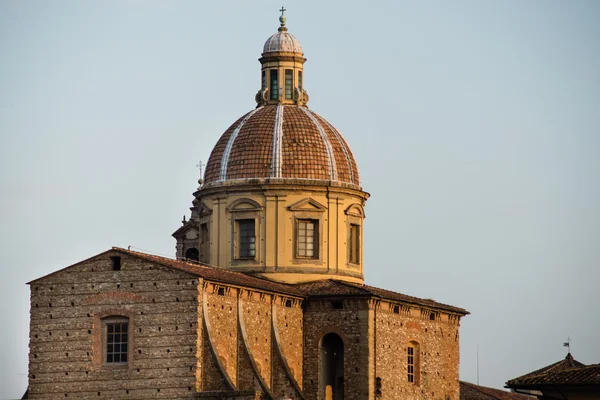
[
  {"xmin": 239, "ymin": 219, "xmax": 256, "ymax": 258},
  {"xmin": 262, "ymin": 70, "xmax": 266, "ymax": 90},
  {"xmin": 298, "ymin": 71, "xmax": 303, "ymax": 92},
  {"xmin": 270, "ymin": 69, "xmax": 279, "ymax": 100},
  {"xmin": 200, "ymin": 223, "xmax": 209, "ymax": 262},
  {"xmin": 297, "ymin": 220, "xmax": 318, "ymax": 258},
  {"xmin": 285, "ymin": 69, "xmax": 293, "ymax": 99},
  {"xmin": 407, "ymin": 346, "xmax": 415, "ymax": 383},
  {"xmin": 349, "ymin": 224, "xmax": 360, "ymax": 264},
  {"xmin": 106, "ymin": 321, "xmax": 128, "ymax": 364}
]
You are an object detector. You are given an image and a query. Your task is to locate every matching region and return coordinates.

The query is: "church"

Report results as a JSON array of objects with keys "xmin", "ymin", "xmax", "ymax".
[{"xmin": 25, "ymin": 11, "xmax": 468, "ymax": 400}]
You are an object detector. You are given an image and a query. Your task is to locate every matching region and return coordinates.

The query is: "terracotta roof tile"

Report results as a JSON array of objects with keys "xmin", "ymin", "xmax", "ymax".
[
  {"xmin": 507, "ymin": 353, "xmax": 586, "ymax": 385},
  {"xmin": 295, "ymin": 280, "xmax": 468, "ymax": 314},
  {"xmin": 460, "ymin": 381, "xmax": 532, "ymax": 400},
  {"xmin": 507, "ymin": 364, "xmax": 600, "ymax": 387},
  {"xmin": 203, "ymin": 105, "xmax": 361, "ymax": 189},
  {"xmin": 111, "ymin": 248, "xmax": 304, "ymax": 297}
]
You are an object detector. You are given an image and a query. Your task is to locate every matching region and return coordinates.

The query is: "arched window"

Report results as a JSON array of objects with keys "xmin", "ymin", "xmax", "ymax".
[
  {"xmin": 407, "ymin": 341, "xmax": 420, "ymax": 384},
  {"xmin": 103, "ymin": 316, "xmax": 129, "ymax": 364},
  {"xmin": 185, "ymin": 247, "xmax": 199, "ymax": 262}
]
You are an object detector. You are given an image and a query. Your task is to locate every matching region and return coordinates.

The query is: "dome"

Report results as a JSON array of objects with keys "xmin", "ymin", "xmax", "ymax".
[
  {"xmin": 203, "ymin": 105, "xmax": 360, "ymax": 189},
  {"xmin": 263, "ymin": 31, "xmax": 303, "ymax": 54}
]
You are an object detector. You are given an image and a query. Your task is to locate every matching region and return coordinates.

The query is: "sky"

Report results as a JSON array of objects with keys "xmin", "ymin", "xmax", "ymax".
[{"xmin": 1, "ymin": 0, "xmax": 599, "ymax": 398}]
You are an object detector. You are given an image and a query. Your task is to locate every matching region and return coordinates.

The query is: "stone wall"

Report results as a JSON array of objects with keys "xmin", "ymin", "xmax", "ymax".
[
  {"xmin": 199, "ymin": 282, "xmax": 304, "ymax": 398},
  {"xmin": 27, "ymin": 250, "xmax": 201, "ymax": 399},
  {"xmin": 303, "ymin": 298, "xmax": 374, "ymax": 400},
  {"xmin": 374, "ymin": 301, "xmax": 461, "ymax": 400}
]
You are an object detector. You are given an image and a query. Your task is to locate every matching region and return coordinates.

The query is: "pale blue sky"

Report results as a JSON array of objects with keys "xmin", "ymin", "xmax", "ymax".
[{"xmin": 1, "ymin": 1, "xmax": 599, "ymax": 398}]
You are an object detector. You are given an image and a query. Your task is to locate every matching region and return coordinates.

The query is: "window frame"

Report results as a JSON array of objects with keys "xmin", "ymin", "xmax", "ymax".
[
  {"xmin": 284, "ymin": 69, "xmax": 293, "ymax": 99},
  {"xmin": 296, "ymin": 219, "xmax": 318, "ymax": 259},
  {"xmin": 348, "ymin": 223, "xmax": 360, "ymax": 265},
  {"xmin": 237, "ymin": 218, "xmax": 256, "ymax": 259},
  {"xmin": 407, "ymin": 341, "xmax": 420, "ymax": 385},
  {"xmin": 102, "ymin": 316, "xmax": 131, "ymax": 367},
  {"xmin": 270, "ymin": 69, "xmax": 279, "ymax": 100}
]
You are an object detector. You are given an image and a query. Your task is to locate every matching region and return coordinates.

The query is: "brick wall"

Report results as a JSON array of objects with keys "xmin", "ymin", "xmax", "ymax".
[
  {"xmin": 28, "ymin": 251, "xmax": 200, "ymax": 399},
  {"xmin": 374, "ymin": 302, "xmax": 461, "ymax": 400}
]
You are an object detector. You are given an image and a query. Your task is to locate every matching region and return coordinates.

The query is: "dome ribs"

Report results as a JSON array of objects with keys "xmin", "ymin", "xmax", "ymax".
[
  {"xmin": 270, "ymin": 105, "xmax": 285, "ymax": 178},
  {"xmin": 203, "ymin": 105, "xmax": 361, "ymax": 188},
  {"xmin": 282, "ymin": 107, "xmax": 331, "ymax": 181},
  {"xmin": 220, "ymin": 107, "xmax": 263, "ymax": 181},
  {"xmin": 312, "ymin": 113, "xmax": 359, "ymax": 186},
  {"xmin": 226, "ymin": 106, "xmax": 276, "ymax": 181},
  {"xmin": 204, "ymin": 112, "xmax": 250, "ymax": 183}
]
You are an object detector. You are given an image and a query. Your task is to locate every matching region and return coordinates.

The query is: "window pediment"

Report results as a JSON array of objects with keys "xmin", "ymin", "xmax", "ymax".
[
  {"xmin": 287, "ymin": 198, "xmax": 326, "ymax": 212},
  {"xmin": 227, "ymin": 198, "xmax": 263, "ymax": 212},
  {"xmin": 344, "ymin": 203, "xmax": 365, "ymax": 218}
]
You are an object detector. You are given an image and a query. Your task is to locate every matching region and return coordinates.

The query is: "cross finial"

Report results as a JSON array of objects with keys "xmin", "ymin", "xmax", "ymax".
[
  {"xmin": 279, "ymin": 6, "xmax": 287, "ymax": 27},
  {"xmin": 196, "ymin": 160, "xmax": 204, "ymax": 178}
]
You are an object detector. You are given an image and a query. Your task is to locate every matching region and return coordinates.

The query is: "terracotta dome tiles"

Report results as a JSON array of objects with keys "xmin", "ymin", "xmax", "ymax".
[{"xmin": 204, "ymin": 105, "xmax": 360, "ymax": 188}]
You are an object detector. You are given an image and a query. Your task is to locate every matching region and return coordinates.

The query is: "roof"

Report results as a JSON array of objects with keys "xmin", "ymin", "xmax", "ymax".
[
  {"xmin": 295, "ymin": 279, "xmax": 469, "ymax": 315},
  {"xmin": 460, "ymin": 381, "xmax": 533, "ymax": 400},
  {"xmin": 263, "ymin": 30, "xmax": 302, "ymax": 54},
  {"xmin": 506, "ymin": 353, "xmax": 586, "ymax": 386},
  {"xmin": 507, "ymin": 354, "xmax": 600, "ymax": 388},
  {"xmin": 203, "ymin": 105, "xmax": 361, "ymax": 189},
  {"xmin": 111, "ymin": 248, "xmax": 304, "ymax": 297},
  {"xmin": 29, "ymin": 248, "xmax": 467, "ymax": 315}
]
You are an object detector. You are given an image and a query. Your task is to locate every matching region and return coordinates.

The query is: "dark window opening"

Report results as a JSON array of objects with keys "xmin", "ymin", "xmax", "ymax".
[
  {"xmin": 217, "ymin": 287, "xmax": 225, "ymax": 296},
  {"xmin": 270, "ymin": 69, "xmax": 279, "ymax": 100},
  {"xmin": 238, "ymin": 219, "xmax": 256, "ymax": 258},
  {"xmin": 332, "ymin": 301, "xmax": 343, "ymax": 310},
  {"xmin": 285, "ymin": 299, "xmax": 293, "ymax": 308},
  {"xmin": 376, "ymin": 377, "xmax": 382, "ymax": 397},
  {"xmin": 110, "ymin": 256, "xmax": 121, "ymax": 271},
  {"xmin": 430, "ymin": 313, "xmax": 436, "ymax": 321},
  {"xmin": 285, "ymin": 69, "xmax": 293, "ymax": 99},
  {"xmin": 185, "ymin": 247, "xmax": 199, "ymax": 262},
  {"xmin": 393, "ymin": 305, "xmax": 400, "ymax": 314}
]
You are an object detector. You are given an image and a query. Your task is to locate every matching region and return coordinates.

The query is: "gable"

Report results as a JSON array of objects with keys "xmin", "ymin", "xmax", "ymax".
[{"xmin": 287, "ymin": 198, "xmax": 327, "ymax": 212}]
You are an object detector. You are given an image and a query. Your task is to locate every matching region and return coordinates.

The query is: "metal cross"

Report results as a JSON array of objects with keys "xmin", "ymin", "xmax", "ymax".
[
  {"xmin": 280, "ymin": 6, "xmax": 286, "ymax": 17},
  {"xmin": 196, "ymin": 160, "xmax": 205, "ymax": 178}
]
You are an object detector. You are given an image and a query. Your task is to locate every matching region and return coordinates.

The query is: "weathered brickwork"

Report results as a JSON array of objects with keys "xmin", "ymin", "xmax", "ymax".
[
  {"xmin": 303, "ymin": 298, "xmax": 374, "ymax": 400},
  {"xmin": 375, "ymin": 301, "xmax": 461, "ymax": 400},
  {"xmin": 27, "ymin": 249, "xmax": 466, "ymax": 399},
  {"xmin": 28, "ymin": 251, "xmax": 200, "ymax": 399}
]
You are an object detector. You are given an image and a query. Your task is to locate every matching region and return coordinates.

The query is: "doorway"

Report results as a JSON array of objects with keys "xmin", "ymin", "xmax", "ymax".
[{"xmin": 320, "ymin": 333, "xmax": 344, "ymax": 400}]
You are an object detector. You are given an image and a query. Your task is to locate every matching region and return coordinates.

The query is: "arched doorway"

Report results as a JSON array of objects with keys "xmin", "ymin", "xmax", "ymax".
[
  {"xmin": 320, "ymin": 333, "xmax": 344, "ymax": 400},
  {"xmin": 185, "ymin": 247, "xmax": 199, "ymax": 262}
]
